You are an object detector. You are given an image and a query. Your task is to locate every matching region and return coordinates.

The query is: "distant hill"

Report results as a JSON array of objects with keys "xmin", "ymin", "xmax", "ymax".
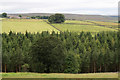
[{"xmin": 8, "ymin": 13, "xmax": 117, "ymax": 22}]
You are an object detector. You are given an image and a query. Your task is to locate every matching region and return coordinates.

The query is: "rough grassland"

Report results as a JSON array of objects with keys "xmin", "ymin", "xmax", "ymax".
[
  {"xmin": 2, "ymin": 72, "xmax": 118, "ymax": 78},
  {"xmin": 89, "ymin": 21, "xmax": 118, "ymax": 26},
  {"xmin": 2, "ymin": 19, "xmax": 59, "ymax": 33},
  {"xmin": 87, "ymin": 21, "xmax": 118, "ymax": 30}
]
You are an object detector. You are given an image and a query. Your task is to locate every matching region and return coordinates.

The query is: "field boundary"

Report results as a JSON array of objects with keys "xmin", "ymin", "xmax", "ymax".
[
  {"xmin": 85, "ymin": 20, "xmax": 118, "ymax": 30},
  {"xmin": 43, "ymin": 20, "xmax": 63, "ymax": 32}
]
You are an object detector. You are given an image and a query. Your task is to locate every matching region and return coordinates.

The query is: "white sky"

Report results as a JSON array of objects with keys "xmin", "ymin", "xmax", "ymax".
[{"xmin": 0, "ymin": 0, "xmax": 119, "ymax": 15}]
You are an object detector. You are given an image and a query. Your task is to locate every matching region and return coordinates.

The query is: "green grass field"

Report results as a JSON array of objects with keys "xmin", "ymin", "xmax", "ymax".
[
  {"xmin": 65, "ymin": 20, "xmax": 93, "ymax": 25},
  {"xmin": 1, "ymin": 72, "xmax": 118, "ymax": 78},
  {"xmin": 2, "ymin": 19, "xmax": 118, "ymax": 34},
  {"xmin": 52, "ymin": 24, "xmax": 116, "ymax": 33},
  {"xmin": 52, "ymin": 20, "xmax": 117, "ymax": 33},
  {"xmin": 2, "ymin": 19, "xmax": 59, "ymax": 33}
]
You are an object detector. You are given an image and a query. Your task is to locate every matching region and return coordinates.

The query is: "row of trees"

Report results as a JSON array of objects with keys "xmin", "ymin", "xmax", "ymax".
[
  {"xmin": 18, "ymin": 15, "xmax": 49, "ymax": 19},
  {"xmin": 2, "ymin": 31, "xmax": 120, "ymax": 73},
  {"xmin": 30, "ymin": 16, "xmax": 49, "ymax": 19},
  {"xmin": 0, "ymin": 12, "xmax": 49, "ymax": 19}
]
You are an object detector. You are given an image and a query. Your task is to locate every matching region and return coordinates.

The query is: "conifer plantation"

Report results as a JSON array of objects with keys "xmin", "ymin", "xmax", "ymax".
[{"xmin": 2, "ymin": 31, "xmax": 120, "ymax": 73}]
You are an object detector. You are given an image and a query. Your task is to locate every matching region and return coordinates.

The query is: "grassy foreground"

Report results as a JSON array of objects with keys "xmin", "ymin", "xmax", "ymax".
[{"xmin": 1, "ymin": 72, "xmax": 118, "ymax": 78}]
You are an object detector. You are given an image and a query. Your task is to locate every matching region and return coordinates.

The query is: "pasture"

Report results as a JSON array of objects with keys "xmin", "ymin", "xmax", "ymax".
[
  {"xmin": 2, "ymin": 19, "xmax": 118, "ymax": 34},
  {"xmin": 52, "ymin": 20, "xmax": 117, "ymax": 33},
  {"xmin": 52, "ymin": 24, "xmax": 116, "ymax": 33},
  {"xmin": 2, "ymin": 72, "xmax": 118, "ymax": 78},
  {"xmin": 2, "ymin": 19, "xmax": 59, "ymax": 33}
]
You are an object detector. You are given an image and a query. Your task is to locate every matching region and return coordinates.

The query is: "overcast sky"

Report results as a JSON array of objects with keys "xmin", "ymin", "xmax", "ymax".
[{"xmin": 0, "ymin": 0, "xmax": 119, "ymax": 15}]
